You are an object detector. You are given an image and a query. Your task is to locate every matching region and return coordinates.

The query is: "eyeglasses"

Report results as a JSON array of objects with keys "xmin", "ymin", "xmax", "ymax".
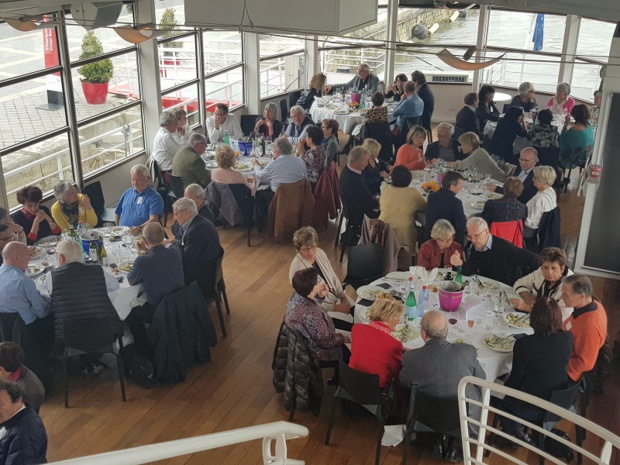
[
  {"xmin": 519, "ymin": 158, "xmax": 536, "ymax": 163},
  {"xmin": 300, "ymin": 245, "xmax": 318, "ymax": 252},
  {"xmin": 467, "ymin": 229, "xmax": 489, "ymax": 240}
]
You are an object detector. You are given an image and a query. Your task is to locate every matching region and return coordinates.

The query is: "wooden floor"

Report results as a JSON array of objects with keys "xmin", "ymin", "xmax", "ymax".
[{"xmin": 41, "ymin": 166, "xmax": 620, "ymax": 465}]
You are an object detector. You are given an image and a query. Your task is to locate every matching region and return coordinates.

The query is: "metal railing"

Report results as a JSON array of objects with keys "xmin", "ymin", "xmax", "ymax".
[
  {"xmin": 48, "ymin": 421, "xmax": 309, "ymax": 465},
  {"xmin": 458, "ymin": 376, "xmax": 620, "ymax": 465}
]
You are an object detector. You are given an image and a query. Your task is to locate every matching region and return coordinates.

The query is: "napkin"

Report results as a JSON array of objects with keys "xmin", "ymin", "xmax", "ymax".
[{"xmin": 381, "ymin": 425, "xmax": 405, "ymax": 446}]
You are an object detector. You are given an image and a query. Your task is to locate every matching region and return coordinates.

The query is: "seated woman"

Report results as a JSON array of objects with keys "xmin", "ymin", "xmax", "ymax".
[
  {"xmin": 545, "ymin": 82, "xmax": 575, "ymax": 116},
  {"xmin": 361, "ymin": 138, "xmax": 390, "ymax": 196},
  {"xmin": 321, "ymin": 119, "xmax": 340, "ymax": 168},
  {"xmin": 523, "ymin": 166, "xmax": 557, "ymax": 242},
  {"xmin": 491, "ymin": 106, "xmax": 528, "ymax": 164},
  {"xmin": 384, "ymin": 73, "xmax": 407, "ymax": 102},
  {"xmin": 364, "ymin": 92, "xmax": 388, "ymax": 124},
  {"xmin": 12, "ymin": 186, "xmax": 61, "ymax": 245},
  {"xmin": 285, "ymin": 267, "xmax": 349, "ymax": 363},
  {"xmin": 51, "ymin": 181, "xmax": 98, "ymax": 231},
  {"xmin": 424, "ymin": 122, "xmax": 461, "ymax": 162},
  {"xmin": 254, "ymin": 102, "xmax": 284, "ymax": 140},
  {"xmin": 289, "ymin": 227, "xmax": 355, "ymax": 330},
  {"xmin": 417, "ymin": 219, "xmax": 463, "ymax": 270},
  {"xmin": 476, "ymin": 85, "xmax": 500, "ymax": 132},
  {"xmin": 0, "ymin": 208, "xmax": 26, "ymax": 244},
  {"xmin": 210, "ymin": 145, "xmax": 252, "ymax": 187},
  {"xmin": 379, "ymin": 166, "xmax": 426, "ymax": 255},
  {"xmin": 528, "ymin": 109, "xmax": 559, "ymax": 150},
  {"xmin": 559, "ymin": 104, "xmax": 594, "ymax": 170},
  {"xmin": 394, "ymin": 125, "xmax": 427, "ymax": 171},
  {"xmin": 510, "ymin": 247, "xmax": 573, "ymax": 320},
  {"xmin": 297, "ymin": 126, "xmax": 326, "ymax": 186},
  {"xmin": 296, "ymin": 72, "xmax": 326, "ymax": 111},
  {"xmin": 509, "ymin": 82, "xmax": 538, "ymax": 113},
  {"xmin": 172, "ymin": 108, "xmax": 195, "ymax": 146},
  {"xmin": 445, "ymin": 132, "xmax": 506, "ymax": 182},
  {"xmin": 480, "ymin": 177, "xmax": 527, "ymax": 227},
  {"xmin": 349, "ymin": 298, "xmax": 405, "ymax": 389},
  {"xmin": 499, "ymin": 298, "xmax": 573, "ymax": 443},
  {"xmin": 0, "ymin": 342, "xmax": 45, "ymax": 413}
]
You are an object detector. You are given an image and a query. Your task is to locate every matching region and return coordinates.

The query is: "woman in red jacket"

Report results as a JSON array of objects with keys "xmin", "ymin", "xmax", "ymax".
[{"xmin": 349, "ymin": 298, "xmax": 405, "ymax": 389}]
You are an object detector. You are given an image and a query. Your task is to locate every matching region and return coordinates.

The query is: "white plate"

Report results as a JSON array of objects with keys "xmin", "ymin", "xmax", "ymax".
[
  {"xmin": 35, "ymin": 236, "xmax": 59, "ymax": 246},
  {"xmin": 505, "ymin": 312, "xmax": 531, "ymax": 329},
  {"xmin": 115, "ymin": 261, "xmax": 134, "ymax": 273},
  {"xmin": 333, "ymin": 110, "xmax": 350, "ymax": 115},
  {"xmin": 386, "ymin": 271, "xmax": 412, "ymax": 280},
  {"xmin": 471, "ymin": 200, "xmax": 487, "ymax": 209},
  {"xmin": 357, "ymin": 285, "xmax": 389, "ymax": 302},
  {"xmin": 324, "ymin": 105, "xmax": 340, "ymax": 110},
  {"xmin": 29, "ymin": 246, "xmax": 43, "ymax": 260},
  {"xmin": 26, "ymin": 265, "xmax": 45, "ymax": 278},
  {"xmin": 206, "ymin": 161, "xmax": 218, "ymax": 169},
  {"xmin": 235, "ymin": 162, "xmax": 253, "ymax": 171},
  {"xmin": 484, "ymin": 335, "xmax": 515, "ymax": 353},
  {"xmin": 392, "ymin": 324, "xmax": 420, "ymax": 343},
  {"xmin": 109, "ymin": 226, "xmax": 129, "ymax": 236}
]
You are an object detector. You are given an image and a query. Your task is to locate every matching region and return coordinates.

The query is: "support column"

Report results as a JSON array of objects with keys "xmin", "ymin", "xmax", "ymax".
[
  {"xmin": 305, "ymin": 35, "xmax": 319, "ymax": 84},
  {"xmin": 135, "ymin": 0, "xmax": 161, "ymax": 155},
  {"xmin": 384, "ymin": 0, "xmax": 399, "ymax": 85},
  {"xmin": 558, "ymin": 15, "xmax": 581, "ymax": 85},
  {"xmin": 242, "ymin": 32, "xmax": 260, "ymax": 114},
  {"xmin": 195, "ymin": 31, "xmax": 207, "ymax": 130},
  {"xmin": 472, "ymin": 5, "xmax": 491, "ymax": 91}
]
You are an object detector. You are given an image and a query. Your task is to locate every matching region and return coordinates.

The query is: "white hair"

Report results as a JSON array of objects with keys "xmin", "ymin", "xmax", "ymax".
[
  {"xmin": 189, "ymin": 133, "xmax": 207, "ymax": 147},
  {"xmin": 437, "ymin": 122, "xmax": 455, "ymax": 136},
  {"xmin": 184, "ymin": 183, "xmax": 205, "ymax": 199},
  {"xmin": 274, "ymin": 137, "xmax": 293, "ymax": 154},
  {"xmin": 264, "ymin": 102, "xmax": 279, "ymax": 120},
  {"xmin": 57, "ymin": 239, "xmax": 83, "ymax": 264},
  {"xmin": 160, "ymin": 111, "xmax": 177, "ymax": 127},
  {"xmin": 466, "ymin": 216, "xmax": 488, "ymax": 231},
  {"xmin": 130, "ymin": 164, "xmax": 150, "ymax": 179},
  {"xmin": 290, "ymin": 105, "xmax": 306, "ymax": 117},
  {"xmin": 173, "ymin": 197, "xmax": 198, "ymax": 215},
  {"xmin": 53, "ymin": 181, "xmax": 76, "ymax": 202}
]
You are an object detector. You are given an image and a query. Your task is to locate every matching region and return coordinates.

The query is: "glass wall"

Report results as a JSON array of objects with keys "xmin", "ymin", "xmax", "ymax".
[{"xmin": 260, "ymin": 35, "xmax": 304, "ymax": 99}]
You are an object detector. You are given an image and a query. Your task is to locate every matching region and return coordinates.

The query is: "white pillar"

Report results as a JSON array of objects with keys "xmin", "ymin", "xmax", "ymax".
[
  {"xmin": 472, "ymin": 5, "xmax": 491, "ymax": 91},
  {"xmin": 384, "ymin": 0, "xmax": 399, "ymax": 86},
  {"xmin": 243, "ymin": 32, "xmax": 260, "ymax": 114},
  {"xmin": 135, "ymin": 0, "xmax": 161, "ymax": 154},
  {"xmin": 558, "ymin": 15, "xmax": 581, "ymax": 85},
  {"xmin": 305, "ymin": 36, "xmax": 318, "ymax": 84}
]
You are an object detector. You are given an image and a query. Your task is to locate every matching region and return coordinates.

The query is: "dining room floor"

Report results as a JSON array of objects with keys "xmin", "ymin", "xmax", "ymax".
[{"xmin": 38, "ymin": 153, "xmax": 620, "ymax": 465}]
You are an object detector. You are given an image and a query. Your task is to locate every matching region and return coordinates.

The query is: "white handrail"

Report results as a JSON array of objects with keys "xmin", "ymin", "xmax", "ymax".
[
  {"xmin": 48, "ymin": 421, "xmax": 309, "ymax": 465},
  {"xmin": 457, "ymin": 376, "xmax": 620, "ymax": 465}
]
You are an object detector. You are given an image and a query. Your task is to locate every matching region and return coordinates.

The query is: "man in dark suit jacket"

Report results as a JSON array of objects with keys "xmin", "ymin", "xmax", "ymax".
[
  {"xmin": 425, "ymin": 171, "xmax": 467, "ymax": 246},
  {"xmin": 400, "ymin": 311, "xmax": 485, "ymax": 461},
  {"xmin": 489, "ymin": 147, "xmax": 539, "ymax": 204},
  {"xmin": 339, "ymin": 146, "xmax": 379, "ymax": 240},
  {"xmin": 424, "ymin": 123, "xmax": 463, "ymax": 162},
  {"xmin": 451, "ymin": 217, "xmax": 541, "ymax": 286},
  {"xmin": 454, "ymin": 92, "xmax": 481, "ymax": 139},
  {"xmin": 412, "ymin": 71, "xmax": 434, "ymax": 135},
  {"xmin": 172, "ymin": 198, "xmax": 223, "ymax": 299}
]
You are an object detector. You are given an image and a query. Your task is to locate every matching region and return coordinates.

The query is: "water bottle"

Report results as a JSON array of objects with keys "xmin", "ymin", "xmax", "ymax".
[
  {"xmin": 360, "ymin": 90, "xmax": 366, "ymax": 109},
  {"xmin": 418, "ymin": 286, "xmax": 429, "ymax": 319},
  {"xmin": 455, "ymin": 266, "xmax": 463, "ymax": 284},
  {"xmin": 405, "ymin": 277, "xmax": 417, "ymax": 323},
  {"xmin": 89, "ymin": 241, "xmax": 98, "ymax": 263},
  {"xmin": 223, "ymin": 130, "xmax": 230, "ymax": 145}
]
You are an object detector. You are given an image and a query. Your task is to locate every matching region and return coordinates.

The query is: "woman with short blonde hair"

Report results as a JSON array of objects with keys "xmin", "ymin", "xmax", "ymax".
[
  {"xmin": 296, "ymin": 72, "xmax": 328, "ymax": 111},
  {"xmin": 417, "ymin": 219, "xmax": 463, "ymax": 270},
  {"xmin": 524, "ymin": 165, "xmax": 557, "ymax": 234},
  {"xmin": 442, "ymin": 132, "xmax": 506, "ymax": 182},
  {"xmin": 361, "ymin": 138, "xmax": 390, "ymax": 195},
  {"xmin": 394, "ymin": 125, "xmax": 427, "ymax": 171},
  {"xmin": 211, "ymin": 145, "xmax": 252, "ymax": 187}
]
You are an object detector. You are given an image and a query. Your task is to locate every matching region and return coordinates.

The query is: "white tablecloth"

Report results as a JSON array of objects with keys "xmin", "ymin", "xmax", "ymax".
[
  {"xmin": 309, "ymin": 101, "xmax": 396, "ymax": 135},
  {"xmin": 354, "ymin": 273, "xmax": 532, "ymax": 382}
]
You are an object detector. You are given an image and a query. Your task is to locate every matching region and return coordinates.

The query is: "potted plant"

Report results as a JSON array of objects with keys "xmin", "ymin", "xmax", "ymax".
[
  {"xmin": 78, "ymin": 31, "xmax": 114, "ymax": 105},
  {"xmin": 160, "ymin": 8, "xmax": 183, "ymax": 66}
]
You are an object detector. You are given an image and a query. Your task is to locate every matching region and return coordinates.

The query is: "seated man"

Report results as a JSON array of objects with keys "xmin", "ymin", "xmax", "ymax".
[
  {"xmin": 487, "ymin": 147, "xmax": 539, "ymax": 204},
  {"xmin": 127, "ymin": 223, "xmax": 184, "ymax": 357},
  {"xmin": 171, "ymin": 198, "xmax": 223, "ymax": 299},
  {"xmin": 171, "ymin": 184, "xmax": 214, "ymax": 239},
  {"xmin": 0, "ymin": 224, "xmax": 13, "ymax": 265},
  {"xmin": 425, "ymin": 171, "xmax": 467, "ymax": 246},
  {"xmin": 283, "ymin": 106, "xmax": 315, "ymax": 144},
  {"xmin": 451, "ymin": 217, "xmax": 541, "ymax": 286},
  {"xmin": 392, "ymin": 81, "xmax": 424, "ymax": 132},
  {"xmin": 115, "ymin": 164, "xmax": 164, "ymax": 235},
  {"xmin": 0, "ymin": 243, "xmax": 54, "ymax": 360},
  {"xmin": 561, "ymin": 274, "xmax": 608, "ymax": 383},
  {"xmin": 325, "ymin": 63, "xmax": 380, "ymax": 94},
  {"xmin": 0, "ymin": 342, "xmax": 45, "ymax": 413},
  {"xmin": 152, "ymin": 111, "xmax": 183, "ymax": 176},
  {"xmin": 0, "ymin": 380, "xmax": 47, "ymax": 465},
  {"xmin": 252, "ymin": 137, "xmax": 307, "ymax": 231},
  {"xmin": 172, "ymin": 133, "xmax": 211, "ymax": 188},
  {"xmin": 206, "ymin": 103, "xmax": 243, "ymax": 144},
  {"xmin": 424, "ymin": 122, "xmax": 461, "ymax": 162},
  {"xmin": 50, "ymin": 239, "xmax": 123, "ymax": 341},
  {"xmin": 400, "ymin": 311, "xmax": 485, "ymax": 461},
  {"xmin": 338, "ymin": 146, "xmax": 379, "ymax": 242}
]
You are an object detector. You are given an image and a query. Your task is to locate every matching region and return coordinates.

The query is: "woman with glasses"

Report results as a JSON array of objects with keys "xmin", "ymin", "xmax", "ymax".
[
  {"xmin": 0, "ymin": 208, "xmax": 26, "ymax": 244},
  {"xmin": 50, "ymin": 181, "xmax": 98, "ymax": 231},
  {"xmin": 289, "ymin": 227, "xmax": 354, "ymax": 330},
  {"xmin": 417, "ymin": 219, "xmax": 463, "ymax": 270},
  {"xmin": 12, "ymin": 186, "xmax": 61, "ymax": 245}
]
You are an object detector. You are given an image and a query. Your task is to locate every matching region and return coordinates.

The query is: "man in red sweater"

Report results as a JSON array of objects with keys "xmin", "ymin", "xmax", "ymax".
[{"xmin": 561, "ymin": 274, "xmax": 608, "ymax": 383}]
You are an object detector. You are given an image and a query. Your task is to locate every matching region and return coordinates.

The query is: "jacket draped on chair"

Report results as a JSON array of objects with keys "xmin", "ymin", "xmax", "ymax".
[
  {"xmin": 313, "ymin": 164, "xmax": 340, "ymax": 228},
  {"xmin": 268, "ymin": 179, "xmax": 315, "ymax": 243}
]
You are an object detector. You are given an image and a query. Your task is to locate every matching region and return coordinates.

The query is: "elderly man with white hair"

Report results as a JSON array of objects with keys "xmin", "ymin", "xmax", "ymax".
[
  {"xmin": 451, "ymin": 217, "xmax": 541, "ymax": 286},
  {"xmin": 152, "ymin": 111, "xmax": 183, "ymax": 175},
  {"xmin": 114, "ymin": 164, "xmax": 164, "ymax": 235},
  {"xmin": 171, "ymin": 183, "xmax": 214, "ymax": 239},
  {"xmin": 172, "ymin": 133, "xmax": 211, "ymax": 188},
  {"xmin": 325, "ymin": 63, "xmax": 380, "ymax": 94},
  {"xmin": 283, "ymin": 106, "xmax": 315, "ymax": 144},
  {"xmin": 50, "ymin": 181, "xmax": 98, "ymax": 231},
  {"xmin": 171, "ymin": 198, "xmax": 223, "ymax": 298},
  {"xmin": 424, "ymin": 122, "xmax": 461, "ymax": 162}
]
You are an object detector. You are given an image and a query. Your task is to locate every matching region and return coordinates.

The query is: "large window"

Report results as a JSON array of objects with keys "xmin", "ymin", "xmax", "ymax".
[
  {"xmin": 260, "ymin": 35, "xmax": 304, "ymax": 98},
  {"xmin": 203, "ymin": 31, "xmax": 242, "ymax": 74}
]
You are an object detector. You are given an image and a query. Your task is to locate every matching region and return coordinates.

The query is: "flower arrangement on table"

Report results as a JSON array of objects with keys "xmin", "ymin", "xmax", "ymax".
[{"xmin": 422, "ymin": 180, "xmax": 440, "ymax": 193}]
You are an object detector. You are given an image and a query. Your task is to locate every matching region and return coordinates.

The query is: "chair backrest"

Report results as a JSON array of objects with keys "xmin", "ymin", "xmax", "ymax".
[
  {"xmin": 490, "ymin": 220, "xmax": 524, "ymax": 248},
  {"xmin": 410, "ymin": 390, "xmax": 461, "ymax": 434},
  {"xmin": 543, "ymin": 381, "xmax": 582, "ymax": 427},
  {"xmin": 63, "ymin": 316, "xmax": 115, "ymax": 353},
  {"xmin": 346, "ymin": 243, "xmax": 383, "ymax": 280},
  {"xmin": 228, "ymin": 183, "xmax": 255, "ymax": 227},
  {"xmin": 289, "ymin": 90, "xmax": 302, "ymax": 109},
  {"xmin": 361, "ymin": 122, "xmax": 394, "ymax": 163},
  {"xmin": 240, "ymin": 114, "xmax": 261, "ymax": 137},
  {"xmin": 403, "ymin": 116, "xmax": 421, "ymax": 134},
  {"xmin": 82, "ymin": 181, "xmax": 105, "ymax": 216},
  {"xmin": 0, "ymin": 313, "xmax": 17, "ymax": 342},
  {"xmin": 168, "ymin": 175, "xmax": 185, "ymax": 199},
  {"xmin": 536, "ymin": 146, "xmax": 560, "ymax": 169},
  {"xmin": 337, "ymin": 361, "xmax": 382, "ymax": 406},
  {"xmin": 268, "ymin": 179, "xmax": 315, "ymax": 242},
  {"xmin": 538, "ymin": 207, "xmax": 561, "ymax": 250},
  {"xmin": 279, "ymin": 98, "xmax": 288, "ymax": 123}
]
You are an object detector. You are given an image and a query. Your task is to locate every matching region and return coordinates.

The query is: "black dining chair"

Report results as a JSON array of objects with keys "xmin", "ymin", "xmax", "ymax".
[
  {"xmin": 82, "ymin": 181, "xmax": 116, "ymax": 226},
  {"xmin": 342, "ymin": 243, "xmax": 384, "ymax": 290}
]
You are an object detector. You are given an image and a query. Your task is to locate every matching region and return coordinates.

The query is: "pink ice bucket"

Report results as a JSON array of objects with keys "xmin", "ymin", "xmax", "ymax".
[
  {"xmin": 438, "ymin": 281, "xmax": 464, "ymax": 312},
  {"xmin": 350, "ymin": 92, "xmax": 361, "ymax": 104}
]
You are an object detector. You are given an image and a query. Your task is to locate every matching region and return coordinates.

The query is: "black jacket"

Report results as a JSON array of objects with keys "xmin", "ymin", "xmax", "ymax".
[
  {"xmin": 149, "ymin": 282, "xmax": 217, "ymax": 382},
  {"xmin": 0, "ymin": 407, "xmax": 47, "ymax": 465},
  {"xmin": 491, "ymin": 119, "xmax": 528, "ymax": 162},
  {"xmin": 338, "ymin": 165, "xmax": 379, "ymax": 228},
  {"xmin": 425, "ymin": 188, "xmax": 467, "ymax": 247},
  {"xmin": 455, "ymin": 106, "xmax": 481, "ymax": 138},
  {"xmin": 496, "ymin": 166, "xmax": 537, "ymax": 204},
  {"xmin": 462, "ymin": 235, "xmax": 541, "ymax": 286},
  {"xmin": 476, "ymin": 102, "xmax": 500, "ymax": 132},
  {"xmin": 424, "ymin": 140, "xmax": 463, "ymax": 162},
  {"xmin": 417, "ymin": 84, "xmax": 435, "ymax": 131},
  {"xmin": 296, "ymin": 88, "xmax": 319, "ymax": 111}
]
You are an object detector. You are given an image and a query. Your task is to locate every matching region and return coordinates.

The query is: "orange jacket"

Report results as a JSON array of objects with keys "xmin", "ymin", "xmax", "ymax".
[{"xmin": 394, "ymin": 144, "xmax": 426, "ymax": 171}]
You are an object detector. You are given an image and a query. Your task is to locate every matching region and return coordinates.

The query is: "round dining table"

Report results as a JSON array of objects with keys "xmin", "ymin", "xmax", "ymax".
[
  {"xmin": 309, "ymin": 98, "xmax": 396, "ymax": 135},
  {"xmin": 353, "ymin": 271, "xmax": 533, "ymax": 382}
]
